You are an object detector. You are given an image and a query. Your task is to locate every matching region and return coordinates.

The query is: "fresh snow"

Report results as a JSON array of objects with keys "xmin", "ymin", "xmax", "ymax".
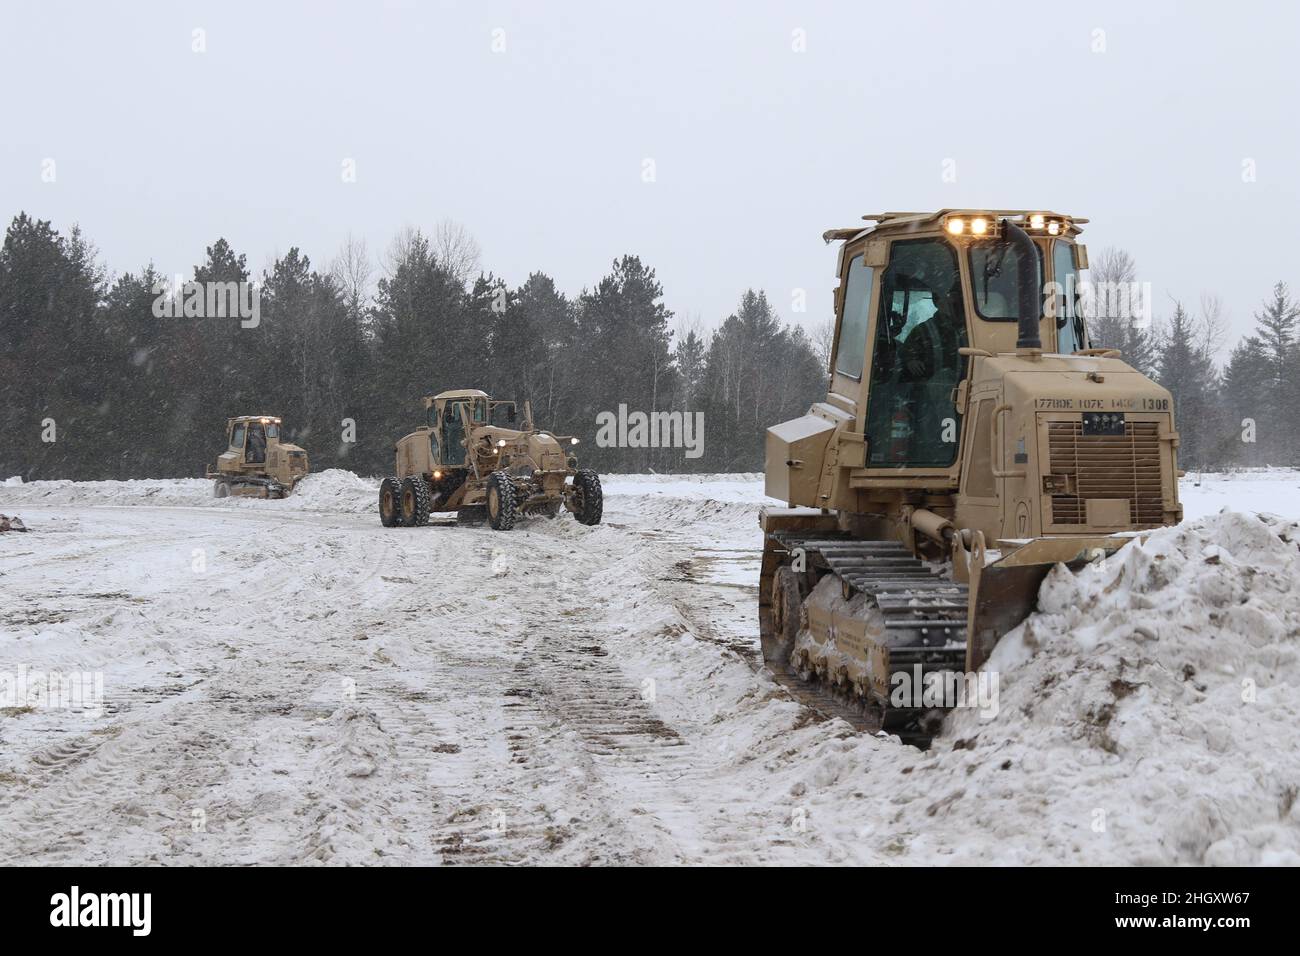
[{"xmin": 0, "ymin": 469, "xmax": 1297, "ymax": 864}]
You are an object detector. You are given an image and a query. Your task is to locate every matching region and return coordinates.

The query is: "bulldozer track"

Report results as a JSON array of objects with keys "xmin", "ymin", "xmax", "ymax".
[{"xmin": 765, "ymin": 532, "xmax": 970, "ymax": 746}]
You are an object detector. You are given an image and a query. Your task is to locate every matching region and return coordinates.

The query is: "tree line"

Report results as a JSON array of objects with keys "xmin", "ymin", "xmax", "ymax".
[
  {"xmin": 0, "ymin": 213, "xmax": 825, "ymax": 480},
  {"xmin": 1083, "ymin": 247, "xmax": 1300, "ymax": 471},
  {"xmin": 1, "ymin": 212, "xmax": 1293, "ymax": 481}
]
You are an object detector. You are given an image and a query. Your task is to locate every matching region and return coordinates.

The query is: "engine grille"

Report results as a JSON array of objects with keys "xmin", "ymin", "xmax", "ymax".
[{"xmin": 1048, "ymin": 420, "xmax": 1164, "ymax": 526}]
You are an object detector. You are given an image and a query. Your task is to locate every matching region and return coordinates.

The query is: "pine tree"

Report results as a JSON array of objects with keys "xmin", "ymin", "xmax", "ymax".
[
  {"xmin": 0, "ymin": 214, "xmax": 108, "ymax": 478},
  {"xmin": 1154, "ymin": 302, "xmax": 1220, "ymax": 468},
  {"xmin": 699, "ymin": 291, "xmax": 825, "ymax": 471},
  {"xmin": 1221, "ymin": 336, "xmax": 1272, "ymax": 466},
  {"xmin": 574, "ymin": 256, "xmax": 676, "ymax": 471},
  {"xmin": 1252, "ymin": 282, "xmax": 1300, "ymax": 460}
]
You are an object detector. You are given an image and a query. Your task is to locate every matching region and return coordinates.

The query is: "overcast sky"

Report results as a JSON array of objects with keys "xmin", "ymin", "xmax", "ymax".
[{"xmin": 3, "ymin": 0, "xmax": 1297, "ymax": 353}]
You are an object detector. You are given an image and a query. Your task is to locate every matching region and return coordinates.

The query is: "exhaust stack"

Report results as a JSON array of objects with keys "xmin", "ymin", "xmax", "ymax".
[{"xmin": 1003, "ymin": 219, "xmax": 1041, "ymax": 350}]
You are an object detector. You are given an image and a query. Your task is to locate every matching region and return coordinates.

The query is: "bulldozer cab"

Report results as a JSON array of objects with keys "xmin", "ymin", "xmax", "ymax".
[
  {"xmin": 769, "ymin": 209, "xmax": 1179, "ymax": 543},
  {"xmin": 227, "ymin": 416, "xmax": 281, "ymax": 466},
  {"xmin": 821, "ymin": 212, "xmax": 1094, "ymax": 482},
  {"xmin": 209, "ymin": 414, "xmax": 308, "ymax": 498}
]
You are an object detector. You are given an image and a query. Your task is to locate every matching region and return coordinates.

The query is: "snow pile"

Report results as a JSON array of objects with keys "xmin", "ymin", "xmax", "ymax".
[
  {"xmin": 934, "ymin": 510, "xmax": 1300, "ymax": 864},
  {"xmin": 602, "ymin": 473, "xmax": 765, "ymax": 498},
  {"xmin": 264, "ymin": 469, "xmax": 376, "ymax": 514},
  {"xmin": 616, "ymin": 509, "xmax": 1300, "ymax": 864},
  {"xmin": 0, "ymin": 469, "xmax": 376, "ymax": 514},
  {"xmin": 0, "ymin": 476, "xmax": 211, "ymax": 508},
  {"xmin": 603, "ymin": 473, "xmax": 775, "ymax": 535}
]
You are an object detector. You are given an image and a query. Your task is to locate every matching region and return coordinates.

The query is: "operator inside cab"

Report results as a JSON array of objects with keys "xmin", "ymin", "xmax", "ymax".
[
  {"xmin": 864, "ymin": 238, "xmax": 968, "ymax": 468},
  {"xmin": 246, "ymin": 422, "xmax": 267, "ymax": 464}
]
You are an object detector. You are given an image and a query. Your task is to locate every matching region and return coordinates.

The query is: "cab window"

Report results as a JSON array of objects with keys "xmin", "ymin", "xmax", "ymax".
[
  {"xmin": 864, "ymin": 238, "xmax": 968, "ymax": 468},
  {"xmin": 442, "ymin": 402, "xmax": 466, "ymax": 465},
  {"xmin": 969, "ymin": 241, "xmax": 1043, "ymax": 321},
  {"xmin": 230, "ymin": 423, "xmax": 246, "ymax": 449},
  {"xmin": 834, "ymin": 255, "xmax": 874, "ymax": 379},
  {"xmin": 1053, "ymin": 241, "xmax": 1086, "ymax": 353}
]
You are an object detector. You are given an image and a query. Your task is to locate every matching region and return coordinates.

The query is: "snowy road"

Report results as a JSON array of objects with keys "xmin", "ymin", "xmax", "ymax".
[
  {"xmin": 0, "ymin": 481, "xmax": 809, "ymax": 864},
  {"xmin": 2, "ymin": 471, "xmax": 1298, "ymax": 865}
]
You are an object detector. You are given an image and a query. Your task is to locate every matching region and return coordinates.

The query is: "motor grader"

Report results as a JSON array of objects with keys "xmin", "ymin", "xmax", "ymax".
[
  {"xmin": 378, "ymin": 389, "xmax": 602, "ymax": 530},
  {"xmin": 207, "ymin": 415, "xmax": 310, "ymax": 498},
  {"xmin": 761, "ymin": 210, "xmax": 1182, "ymax": 737}
]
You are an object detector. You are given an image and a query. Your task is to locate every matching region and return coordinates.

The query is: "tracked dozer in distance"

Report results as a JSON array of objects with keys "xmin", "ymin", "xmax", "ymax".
[
  {"xmin": 207, "ymin": 415, "xmax": 309, "ymax": 498},
  {"xmin": 760, "ymin": 210, "xmax": 1182, "ymax": 739}
]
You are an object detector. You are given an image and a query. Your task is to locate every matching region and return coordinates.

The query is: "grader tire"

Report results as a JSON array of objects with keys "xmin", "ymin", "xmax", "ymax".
[
  {"xmin": 400, "ymin": 476, "xmax": 431, "ymax": 527},
  {"xmin": 571, "ymin": 469, "xmax": 603, "ymax": 526},
  {"xmin": 379, "ymin": 477, "xmax": 402, "ymax": 527},
  {"xmin": 486, "ymin": 471, "xmax": 519, "ymax": 531}
]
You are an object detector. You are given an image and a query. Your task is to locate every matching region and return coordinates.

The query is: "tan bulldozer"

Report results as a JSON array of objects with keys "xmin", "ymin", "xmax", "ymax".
[
  {"xmin": 207, "ymin": 415, "xmax": 310, "ymax": 498},
  {"xmin": 760, "ymin": 211, "xmax": 1182, "ymax": 740},
  {"xmin": 378, "ymin": 389, "xmax": 602, "ymax": 530}
]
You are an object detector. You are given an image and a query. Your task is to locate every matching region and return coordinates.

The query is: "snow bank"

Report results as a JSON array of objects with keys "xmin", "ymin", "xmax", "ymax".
[
  {"xmin": 1180, "ymin": 467, "xmax": 1300, "ymax": 522},
  {"xmin": 0, "ymin": 469, "xmax": 376, "ymax": 514},
  {"xmin": 0, "ymin": 476, "xmax": 211, "ymax": 508},
  {"xmin": 938, "ymin": 510, "xmax": 1300, "ymax": 864},
  {"xmin": 602, "ymin": 473, "xmax": 774, "ymax": 535},
  {"xmin": 266, "ymin": 469, "xmax": 376, "ymax": 514}
]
